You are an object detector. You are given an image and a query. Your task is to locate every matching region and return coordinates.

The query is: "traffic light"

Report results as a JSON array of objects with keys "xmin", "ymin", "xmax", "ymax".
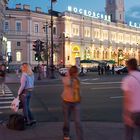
[
  {"xmin": 33, "ymin": 39, "xmax": 45, "ymax": 53},
  {"xmin": 35, "ymin": 53, "xmax": 39, "ymax": 61},
  {"xmin": 33, "ymin": 40, "xmax": 39, "ymax": 52},
  {"xmin": 33, "ymin": 39, "xmax": 44, "ymax": 62},
  {"xmin": 35, "ymin": 53, "xmax": 42, "ymax": 61},
  {"xmin": 39, "ymin": 40, "xmax": 45, "ymax": 52}
]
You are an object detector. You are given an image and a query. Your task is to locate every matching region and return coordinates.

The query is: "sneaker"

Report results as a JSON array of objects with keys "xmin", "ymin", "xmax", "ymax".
[
  {"xmin": 31, "ymin": 120, "xmax": 37, "ymax": 125},
  {"xmin": 63, "ymin": 136, "xmax": 70, "ymax": 140}
]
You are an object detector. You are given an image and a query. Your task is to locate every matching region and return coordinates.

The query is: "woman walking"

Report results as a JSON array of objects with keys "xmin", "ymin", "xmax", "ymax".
[
  {"xmin": 18, "ymin": 63, "xmax": 36, "ymax": 125},
  {"xmin": 61, "ymin": 66, "xmax": 84, "ymax": 140}
]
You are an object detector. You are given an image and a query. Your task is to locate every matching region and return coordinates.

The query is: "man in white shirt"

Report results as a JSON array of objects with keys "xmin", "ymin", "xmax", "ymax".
[{"xmin": 121, "ymin": 58, "xmax": 140, "ymax": 140}]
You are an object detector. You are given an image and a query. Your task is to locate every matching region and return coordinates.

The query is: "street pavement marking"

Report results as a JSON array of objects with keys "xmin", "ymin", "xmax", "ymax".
[
  {"xmin": 110, "ymin": 96, "xmax": 123, "ymax": 99},
  {"xmin": 0, "ymin": 97, "xmax": 14, "ymax": 100},
  {"xmin": 0, "ymin": 101, "xmax": 12, "ymax": 104},
  {"xmin": 0, "ymin": 106, "xmax": 11, "ymax": 109},
  {"xmin": 0, "ymin": 94, "xmax": 13, "ymax": 97},
  {"xmin": 0, "ymin": 85, "xmax": 13, "ymax": 111},
  {"xmin": 91, "ymin": 86, "xmax": 120, "ymax": 90},
  {"xmin": 0, "ymin": 91, "xmax": 12, "ymax": 93},
  {"xmin": 81, "ymin": 78, "xmax": 99, "ymax": 81},
  {"xmin": 81, "ymin": 81, "xmax": 121, "ymax": 85}
]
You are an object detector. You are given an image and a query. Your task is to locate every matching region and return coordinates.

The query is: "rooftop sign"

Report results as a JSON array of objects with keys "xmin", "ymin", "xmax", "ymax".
[
  {"xmin": 67, "ymin": 6, "xmax": 111, "ymax": 22},
  {"xmin": 129, "ymin": 21, "xmax": 140, "ymax": 29}
]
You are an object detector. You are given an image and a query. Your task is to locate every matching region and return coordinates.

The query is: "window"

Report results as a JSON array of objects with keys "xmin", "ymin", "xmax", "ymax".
[
  {"xmin": 34, "ymin": 24, "xmax": 39, "ymax": 33},
  {"xmin": 72, "ymin": 24, "xmax": 79, "ymax": 36},
  {"xmin": 17, "ymin": 42, "xmax": 21, "ymax": 47},
  {"xmin": 16, "ymin": 21, "xmax": 21, "ymax": 32},
  {"xmin": 16, "ymin": 51, "xmax": 21, "ymax": 61},
  {"xmin": 109, "ymin": 0, "xmax": 113, "ymax": 4},
  {"xmin": 94, "ymin": 28, "xmax": 100, "ymax": 39},
  {"xmin": 84, "ymin": 27, "xmax": 90, "ymax": 37},
  {"xmin": 4, "ymin": 21, "xmax": 9, "ymax": 31},
  {"xmin": 53, "ymin": 27, "xmax": 56, "ymax": 35}
]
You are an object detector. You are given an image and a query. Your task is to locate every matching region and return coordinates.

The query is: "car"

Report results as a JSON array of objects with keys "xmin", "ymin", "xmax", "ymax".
[
  {"xmin": 58, "ymin": 67, "xmax": 87, "ymax": 76},
  {"xmin": 115, "ymin": 66, "xmax": 128, "ymax": 74},
  {"xmin": 58, "ymin": 68, "xmax": 68, "ymax": 76}
]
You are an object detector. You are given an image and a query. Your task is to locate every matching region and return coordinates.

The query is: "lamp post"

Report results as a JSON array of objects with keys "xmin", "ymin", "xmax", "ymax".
[
  {"xmin": 50, "ymin": 0, "xmax": 57, "ymax": 78},
  {"xmin": 45, "ymin": 22, "xmax": 49, "ymax": 77}
]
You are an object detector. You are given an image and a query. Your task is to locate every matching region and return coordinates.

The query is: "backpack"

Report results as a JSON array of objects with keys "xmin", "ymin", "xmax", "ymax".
[{"xmin": 7, "ymin": 114, "xmax": 25, "ymax": 130}]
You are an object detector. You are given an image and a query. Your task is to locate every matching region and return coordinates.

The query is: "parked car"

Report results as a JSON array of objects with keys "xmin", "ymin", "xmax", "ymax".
[
  {"xmin": 115, "ymin": 66, "xmax": 128, "ymax": 74},
  {"xmin": 58, "ymin": 68, "xmax": 68, "ymax": 76},
  {"xmin": 87, "ymin": 66, "xmax": 98, "ymax": 72},
  {"xmin": 59, "ymin": 67, "xmax": 87, "ymax": 76}
]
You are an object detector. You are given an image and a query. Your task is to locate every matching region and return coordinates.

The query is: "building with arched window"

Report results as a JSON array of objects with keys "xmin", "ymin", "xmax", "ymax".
[{"xmin": 3, "ymin": 3, "xmax": 140, "ymax": 67}]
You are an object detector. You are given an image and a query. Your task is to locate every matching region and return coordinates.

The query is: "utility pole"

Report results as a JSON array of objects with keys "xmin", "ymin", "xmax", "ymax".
[
  {"xmin": 50, "ymin": 0, "xmax": 57, "ymax": 78},
  {"xmin": 45, "ymin": 22, "xmax": 49, "ymax": 77}
]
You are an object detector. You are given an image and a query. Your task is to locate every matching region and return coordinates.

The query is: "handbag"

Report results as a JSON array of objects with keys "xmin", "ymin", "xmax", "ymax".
[
  {"xmin": 10, "ymin": 98, "xmax": 20, "ymax": 112},
  {"xmin": 18, "ymin": 94, "xmax": 23, "ymax": 109}
]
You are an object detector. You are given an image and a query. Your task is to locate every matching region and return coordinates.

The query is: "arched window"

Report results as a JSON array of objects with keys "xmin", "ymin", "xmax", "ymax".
[{"xmin": 16, "ymin": 51, "xmax": 21, "ymax": 61}]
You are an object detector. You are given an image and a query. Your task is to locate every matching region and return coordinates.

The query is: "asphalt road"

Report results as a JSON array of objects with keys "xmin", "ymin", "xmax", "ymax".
[{"xmin": 0, "ymin": 73, "xmax": 125, "ymax": 123}]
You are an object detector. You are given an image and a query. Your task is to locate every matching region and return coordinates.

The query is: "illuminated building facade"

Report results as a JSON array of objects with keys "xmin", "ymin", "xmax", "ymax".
[
  {"xmin": 4, "ymin": 2, "xmax": 140, "ymax": 66},
  {"xmin": 60, "ymin": 11, "xmax": 140, "ymax": 66},
  {"xmin": 0, "ymin": 0, "xmax": 8, "ymax": 63},
  {"xmin": 4, "ymin": 4, "xmax": 60, "ymax": 66}
]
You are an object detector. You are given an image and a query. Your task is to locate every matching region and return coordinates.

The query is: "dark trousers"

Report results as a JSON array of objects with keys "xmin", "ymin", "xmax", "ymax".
[
  {"xmin": 62, "ymin": 101, "xmax": 84, "ymax": 140},
  {"xmin": 125, "ymin": 111, "xmax": 140, "ymax": 140}
]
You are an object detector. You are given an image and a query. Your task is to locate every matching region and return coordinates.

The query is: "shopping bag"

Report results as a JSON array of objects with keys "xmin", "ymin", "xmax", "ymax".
[{"xmin": 10, "ymin": 98, "xmax": 20, "ymax": 112}]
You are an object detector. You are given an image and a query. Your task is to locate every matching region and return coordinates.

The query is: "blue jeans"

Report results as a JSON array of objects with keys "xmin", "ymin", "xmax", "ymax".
[
  {"xmin": 21, "ymin": 91, "xmax": 34, "ymax": 123},
  {"xmin": 62, "ymin": 101, "xmax": 84, "ymax": 140}
]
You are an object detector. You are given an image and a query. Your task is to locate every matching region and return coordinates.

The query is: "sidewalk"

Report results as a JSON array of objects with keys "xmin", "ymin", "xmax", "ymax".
[{"xmin": 0, "ymin": 121, "xmax": 125, "ymax": 140}]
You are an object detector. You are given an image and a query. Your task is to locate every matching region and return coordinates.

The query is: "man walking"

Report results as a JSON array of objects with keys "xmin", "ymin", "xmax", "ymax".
[{"xmin": 121, "ymin": 58, "xmax": 140, "ymax": 140}]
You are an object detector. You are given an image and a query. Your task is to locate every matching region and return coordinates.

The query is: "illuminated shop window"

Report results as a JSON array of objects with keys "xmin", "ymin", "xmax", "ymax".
[
  {"xmin": 16, "ymin": 51, "xmax": 21, "ymax": 61},
  {"xmin": 84, "ymin": 49, "xmax": 91, "ymax": 60}
]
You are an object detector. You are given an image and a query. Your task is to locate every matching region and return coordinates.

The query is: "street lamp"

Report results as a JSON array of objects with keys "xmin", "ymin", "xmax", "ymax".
[
  {"xmin": 50, "ymin": 0, "xmax": 57, "ymax": 78},
  {"xmin": 43, "ymin": 22, "xmax": 49, "ymax": 77}
]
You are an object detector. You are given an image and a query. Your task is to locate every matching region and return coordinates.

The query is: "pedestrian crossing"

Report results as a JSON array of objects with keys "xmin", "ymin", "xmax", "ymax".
[{"xmin": 0, "ymin": 85, "xmax": 14, "ymax": 113}]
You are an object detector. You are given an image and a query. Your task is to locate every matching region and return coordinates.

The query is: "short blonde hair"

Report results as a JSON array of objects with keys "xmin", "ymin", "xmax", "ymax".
[{"xmin": 21, "ymin": 63, "xmax": 33, "ymax": 76}]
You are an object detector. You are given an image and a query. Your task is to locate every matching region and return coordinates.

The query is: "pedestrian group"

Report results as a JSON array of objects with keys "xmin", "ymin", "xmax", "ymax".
[{"xmin": 1, "ymin": 57, "xmax": 140, "ymax": 140}]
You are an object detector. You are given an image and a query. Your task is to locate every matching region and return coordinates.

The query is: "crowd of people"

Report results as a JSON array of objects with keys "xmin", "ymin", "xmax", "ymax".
[
  {"xmin": 0, "ymin": 58, "xmax": 140, "ymax": 140},
  {"xmin": 97, "ymin": 64, "xmax": 115, "ymax": 75}
]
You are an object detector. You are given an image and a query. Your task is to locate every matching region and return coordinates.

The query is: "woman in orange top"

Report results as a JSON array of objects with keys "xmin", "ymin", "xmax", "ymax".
[{"xmin": 61, "ymin": 66, "xmax": 84, "ymax": 140}]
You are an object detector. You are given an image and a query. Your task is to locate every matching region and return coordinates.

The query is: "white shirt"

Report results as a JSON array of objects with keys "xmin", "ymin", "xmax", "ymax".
[{"xmin": 121, "ymin": 71, "xmax": 140, "ymax": 112}]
